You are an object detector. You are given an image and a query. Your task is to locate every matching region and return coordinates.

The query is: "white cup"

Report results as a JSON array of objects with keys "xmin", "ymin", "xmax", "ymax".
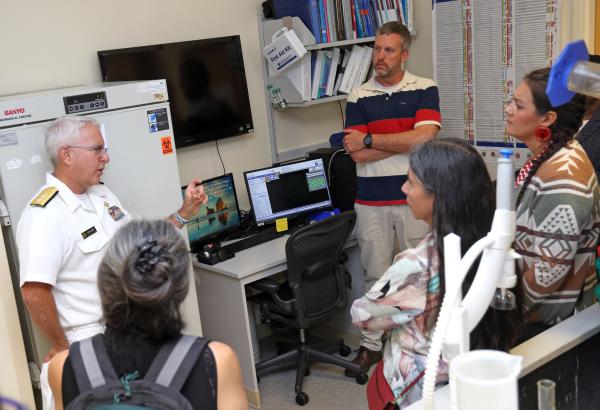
[{"xmin": 452, "ymin": 350, "xmax": 522, "ymax": 410}]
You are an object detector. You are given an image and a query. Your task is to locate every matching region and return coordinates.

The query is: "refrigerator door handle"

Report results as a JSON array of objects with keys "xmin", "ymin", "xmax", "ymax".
[{"xmin": 0, "ymin": 199, "xmax": 11, "ymax": 226}]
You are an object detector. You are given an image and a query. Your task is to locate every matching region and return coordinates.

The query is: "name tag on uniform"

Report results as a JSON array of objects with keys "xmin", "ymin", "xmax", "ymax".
[
  {"xmin": 108, "ymin": 205, "xmax": 125, "ymax": 221},
  {"xmin": 81, "ymin": 226, "xmax": 97, "ymax": 239}
]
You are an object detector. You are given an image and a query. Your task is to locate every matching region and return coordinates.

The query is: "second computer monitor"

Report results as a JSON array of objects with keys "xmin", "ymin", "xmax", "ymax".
[
  {"xmin": 182, "ymin": 173, "xmax": 242, "ymax": 248},
  {"xmin": 244, "ymin": 158, "xmax": 332, "ymax": 226}
]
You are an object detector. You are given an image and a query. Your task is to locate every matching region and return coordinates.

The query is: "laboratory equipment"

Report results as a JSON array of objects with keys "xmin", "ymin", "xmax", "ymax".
[
  {"xmin": 537, "ymin": 379, "xmax": 556, "ymax": 410},
  {"xmin": 421, "ymin": 149, "xmax": 520, "ymax": 410},
  {"xmin": 452, "ymin": 350, "xmax": 522, "ymax": 410},
  {"xmin": 547, "ymin": 39, "xmax": 600, "ymax": 106}
]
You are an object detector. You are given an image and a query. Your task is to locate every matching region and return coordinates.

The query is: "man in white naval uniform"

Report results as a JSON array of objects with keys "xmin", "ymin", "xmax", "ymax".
[{"xmin": 17, "ymin": 116, "xmax": 207, "ymax": 409}]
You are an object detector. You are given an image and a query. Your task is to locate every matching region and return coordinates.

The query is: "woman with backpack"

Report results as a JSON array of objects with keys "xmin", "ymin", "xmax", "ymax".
[{"xmin": 48, "ymin": 219, "xmax": 248, "ymax": 409}]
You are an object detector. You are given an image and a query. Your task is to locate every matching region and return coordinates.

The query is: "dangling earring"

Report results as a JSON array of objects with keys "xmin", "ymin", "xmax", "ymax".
[{"xmin": 534, "ymin": 126, "xmax": 552, "ymax": 142}]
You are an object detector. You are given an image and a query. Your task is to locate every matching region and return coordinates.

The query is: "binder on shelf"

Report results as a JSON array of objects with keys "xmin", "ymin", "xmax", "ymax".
[
  {"xmin": 318, "ymin": 0, "xmax": 328, "ymax": 42},
  {"xmin": 334, "ymin": 0, "xmax": 346, "ymax": 41},
  {"xmin": 318, "ymin": 50, "xmax": 333, "ymax": 98},
  {"xmin": 342, "ymin": 0, "xmax": 354, "ymax": 40},
  {"xmin": 353, "ymin": 45, "xmax": 373, "ymax": 89},
  {"xmin": 339, "ymin": 45, "xmax": 366, "ymax": 94},
  {"xmin": 333, "ymin": 49, "xmax": 350, "ymax": 95},
  {"xmin": 306, "ymin": 0, "xmax": 322, "ymax": 43},
  {"xmin": 325, "ymin": 0, "xmax": 336, "ymax": 42},
  {"xmin": 325, "ymin": 47, "xmax": 341, "ymax": 96},
  {"xmin": 311, "ymin": 50, "xmax": 326, "ymax": 99}
]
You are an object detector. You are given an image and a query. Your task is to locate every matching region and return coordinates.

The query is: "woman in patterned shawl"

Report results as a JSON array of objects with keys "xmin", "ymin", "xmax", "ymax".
[
  {"xmin": 507, "ymin": 67, "xmax": 600, "ymax": 338},
  {"xmin": 351, "ymin": 138, "xmax": 518, "ymax": 408}
]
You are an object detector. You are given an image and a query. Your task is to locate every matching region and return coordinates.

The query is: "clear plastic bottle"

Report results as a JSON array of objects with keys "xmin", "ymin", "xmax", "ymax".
[
  {"xmin": 568, "ymin": 61, "xmax": 600, "ymax": 99},
  {"xmin": 537, "ymin": 379, "xmax": 556, "ymax": 410}
]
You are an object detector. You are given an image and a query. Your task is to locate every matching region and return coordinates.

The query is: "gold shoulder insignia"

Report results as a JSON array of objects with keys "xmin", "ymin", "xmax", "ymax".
[{"xmin": 30, "ymin": 187, "xmax": 59, "ymax": 207}]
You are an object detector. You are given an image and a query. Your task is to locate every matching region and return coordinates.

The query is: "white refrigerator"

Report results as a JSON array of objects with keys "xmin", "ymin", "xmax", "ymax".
[{"xmin": 0, "ymin": 80, "xmax": 202, "ymax": 391}]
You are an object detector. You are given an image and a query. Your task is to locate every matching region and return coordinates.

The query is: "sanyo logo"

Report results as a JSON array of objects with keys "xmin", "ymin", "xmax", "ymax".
[{"xmin": 4, "ymin": 108, "xmax": 25, "ymax": 116}]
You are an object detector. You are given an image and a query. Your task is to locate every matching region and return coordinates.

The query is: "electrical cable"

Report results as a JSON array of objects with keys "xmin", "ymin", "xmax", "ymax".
[
  {"xmin": 215, "ymin": 140, "xmax": 226, "ymax": 175},
  {"xmin": 337, "ymin": 100, "xmax": 345, "ymax": 129},
  {"xmin": 327, "ymin": 148, "xmax": 346, "ymax": 189}
]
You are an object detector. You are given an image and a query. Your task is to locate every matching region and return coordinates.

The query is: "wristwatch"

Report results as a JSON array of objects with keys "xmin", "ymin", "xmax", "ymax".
[{"xmin": 363, "ymin": 133, "xmax": 373, "ymax": 148}]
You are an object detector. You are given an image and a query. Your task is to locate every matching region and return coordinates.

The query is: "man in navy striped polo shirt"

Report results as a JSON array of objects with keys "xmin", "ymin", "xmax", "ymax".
[{"xmin": 343, "ymin": 21, "xmax": 441, "ymax": 374}]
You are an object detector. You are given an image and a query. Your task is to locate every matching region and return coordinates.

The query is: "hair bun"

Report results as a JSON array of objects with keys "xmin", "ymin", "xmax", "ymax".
[
  {"xmin": 135, "ymin": 239, "xmax": 169, "ymax": 273},
  {"xmin": 124, "ymin": 237, "xmax": 174, "ymax": 305}
]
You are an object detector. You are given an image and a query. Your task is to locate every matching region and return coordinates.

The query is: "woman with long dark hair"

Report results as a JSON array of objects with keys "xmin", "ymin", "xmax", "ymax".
[
  {"xmin": 48, "ymin": 219, "xmax": 247, "ymax": 409},
  {"xmin": 507, "ymin": 67, "xmax": 600, "ymax": 334},
  {"xmin": 351, "ymin": 138, "xmax": 517, "ymax": 408}
]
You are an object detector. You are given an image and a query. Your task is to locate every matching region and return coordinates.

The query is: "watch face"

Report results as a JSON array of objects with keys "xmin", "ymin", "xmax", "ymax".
[{"xmin": 364, "ymin": 134, "xmax": 373, "ymax": 147}]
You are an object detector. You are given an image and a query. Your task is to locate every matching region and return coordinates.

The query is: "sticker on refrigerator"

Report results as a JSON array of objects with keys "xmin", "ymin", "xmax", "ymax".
[
  {"xmin": 0, "ymin": 132, "xmax": 18, "ymax": 147},
  {"xmin": 161, "ymin": 137, "xmax": 174, "ymax": 155},
  {"xmin": 147, "ymin": 108, "xmax": 169, "ymax": 133},
  {"xmin": 6, "ymin": 158, "xmax": 22, "ymax": 170}
]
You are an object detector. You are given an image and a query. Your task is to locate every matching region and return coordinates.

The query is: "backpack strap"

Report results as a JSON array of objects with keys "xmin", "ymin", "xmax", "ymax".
[
  {"xmin": 144, "ymin": 335, "xmax": 210, "ymax": 391},
  {"xmin": 68, "ymin": 334, "xmax": 119, "ymax": 392}
]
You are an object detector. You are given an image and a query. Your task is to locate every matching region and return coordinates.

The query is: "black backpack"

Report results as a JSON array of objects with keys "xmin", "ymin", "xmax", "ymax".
[{"xmin": 66, "ymin": 334, "xmax": 209, "ymax": 410}]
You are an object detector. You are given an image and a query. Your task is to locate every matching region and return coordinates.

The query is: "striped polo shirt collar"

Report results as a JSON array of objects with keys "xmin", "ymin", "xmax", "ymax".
[{"xmin": 362, "ymin": 71, "xmax": 418, "ymax": 95}]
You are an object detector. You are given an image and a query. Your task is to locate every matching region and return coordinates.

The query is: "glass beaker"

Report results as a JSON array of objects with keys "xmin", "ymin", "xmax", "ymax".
[{"xmin": 537, "ymin": 379, "xmax": 556, "ymax": 410}]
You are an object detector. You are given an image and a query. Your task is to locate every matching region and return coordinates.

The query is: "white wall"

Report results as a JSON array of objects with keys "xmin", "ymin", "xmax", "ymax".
[{"xmin": 0, "ymin": 0, "xmax": 273, "ymax": 209}]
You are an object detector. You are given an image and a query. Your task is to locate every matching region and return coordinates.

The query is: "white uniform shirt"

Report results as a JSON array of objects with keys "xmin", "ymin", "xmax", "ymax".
[{"xmin": 17, "ymin": 173, "xmax": 131, "ymax": 331}]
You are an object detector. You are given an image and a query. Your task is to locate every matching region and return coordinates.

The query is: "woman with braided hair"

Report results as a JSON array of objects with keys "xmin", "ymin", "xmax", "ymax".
[
  {"xmin": 48, "ymin": 219, "xmax": 247, "ymax": 409},
  {"xmin": 507, "ymin": 67, "xmax": 600, "ymax": 336}
]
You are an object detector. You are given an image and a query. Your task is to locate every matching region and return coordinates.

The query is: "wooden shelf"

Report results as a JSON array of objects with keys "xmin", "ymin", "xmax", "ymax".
[{"xmin": 286, "ymin": 94, "xmax": 347, "ymax": 108}]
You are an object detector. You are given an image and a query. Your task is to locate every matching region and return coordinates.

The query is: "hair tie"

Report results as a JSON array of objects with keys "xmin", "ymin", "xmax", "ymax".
[{"xmin": 135, "ymin": 238, "xmax": 169, "ymax": 273}]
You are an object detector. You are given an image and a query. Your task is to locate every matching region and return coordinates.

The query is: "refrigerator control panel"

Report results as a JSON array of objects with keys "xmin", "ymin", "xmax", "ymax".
[{"xmin": 63, "ymin": 91, "xmax": 108, "ymax": 114}]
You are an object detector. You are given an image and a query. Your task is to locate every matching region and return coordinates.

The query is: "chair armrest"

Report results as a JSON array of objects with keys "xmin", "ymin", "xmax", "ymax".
[{"xmin": 248, "ymin": 278, "xmax": 282, "ymax": 294}]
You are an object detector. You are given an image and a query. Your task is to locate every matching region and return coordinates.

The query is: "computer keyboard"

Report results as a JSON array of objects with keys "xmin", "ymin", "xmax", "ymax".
[{"xmin": 221, "ymin": 228, "xmax": 287, "ymax": 254}]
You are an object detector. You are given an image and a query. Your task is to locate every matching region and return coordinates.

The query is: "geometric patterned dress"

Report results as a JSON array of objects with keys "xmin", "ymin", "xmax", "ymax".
[{"xmin": 514, "ymin": 139, "xmax": 600, "ymax": 325}]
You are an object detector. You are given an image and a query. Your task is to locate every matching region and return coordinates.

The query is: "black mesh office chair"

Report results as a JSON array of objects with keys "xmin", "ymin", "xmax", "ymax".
[{"xmin": 248, "ymin": 211, "xmax": 368, "ymax": 406}]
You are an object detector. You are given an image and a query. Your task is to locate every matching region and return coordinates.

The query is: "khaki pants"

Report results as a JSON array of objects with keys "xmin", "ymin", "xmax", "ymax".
[{"xmin": 354, "ymin": 203, "xmax": 409, "ymax": 352}]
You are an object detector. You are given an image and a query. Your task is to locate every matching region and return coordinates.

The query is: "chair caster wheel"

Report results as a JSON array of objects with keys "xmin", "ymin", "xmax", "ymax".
[
  {"xmin": 339, "ymin": 344, "xmax": 351, "ymax": 356},
  {"xmin": 295, "ymin": 392, "xmax": 309, "ymax": 406},
  {"xmin": 355, "ymin": 372, "xmax": 368, "ymax": 385}
]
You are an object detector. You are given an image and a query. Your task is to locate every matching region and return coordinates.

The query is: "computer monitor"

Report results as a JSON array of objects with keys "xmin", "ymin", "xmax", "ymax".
[
  {"xmin": 244, "ymin": 158, "xmax": 332, "ymax": 226},
  {"xmin": 182, "ymin": 173, "xmax": 242, "ymax": 249}
]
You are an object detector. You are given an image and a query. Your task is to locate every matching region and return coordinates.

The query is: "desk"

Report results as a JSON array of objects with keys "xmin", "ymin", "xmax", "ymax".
[{"xmin": 193, "ymin": 235, "xmax": 362, "ymax": 409}]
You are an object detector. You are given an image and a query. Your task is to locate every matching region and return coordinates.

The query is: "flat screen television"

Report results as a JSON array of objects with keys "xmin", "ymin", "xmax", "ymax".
[{"xmin": 98, "ymin": 36, "xmax": 254, "ymax": 148}]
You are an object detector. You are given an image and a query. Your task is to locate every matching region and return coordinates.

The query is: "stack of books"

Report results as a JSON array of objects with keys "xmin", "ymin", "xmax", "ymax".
[
  {"xmin": 304, "ymin": 0, "xmax": 413, "ymax": 43},
  {"xmin": 310, "ymin": 45, "xmax": 374, "ymax": 99}
]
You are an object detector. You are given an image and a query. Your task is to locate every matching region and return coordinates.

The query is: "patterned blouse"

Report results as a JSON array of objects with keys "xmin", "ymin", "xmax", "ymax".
[
  {"xmin": 351, "ymin": 233, "xmax": 447, "ymax": 407},
  {"xmin": 515, "ymin": 139, "xmax": 600, "ymax": 325}
]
